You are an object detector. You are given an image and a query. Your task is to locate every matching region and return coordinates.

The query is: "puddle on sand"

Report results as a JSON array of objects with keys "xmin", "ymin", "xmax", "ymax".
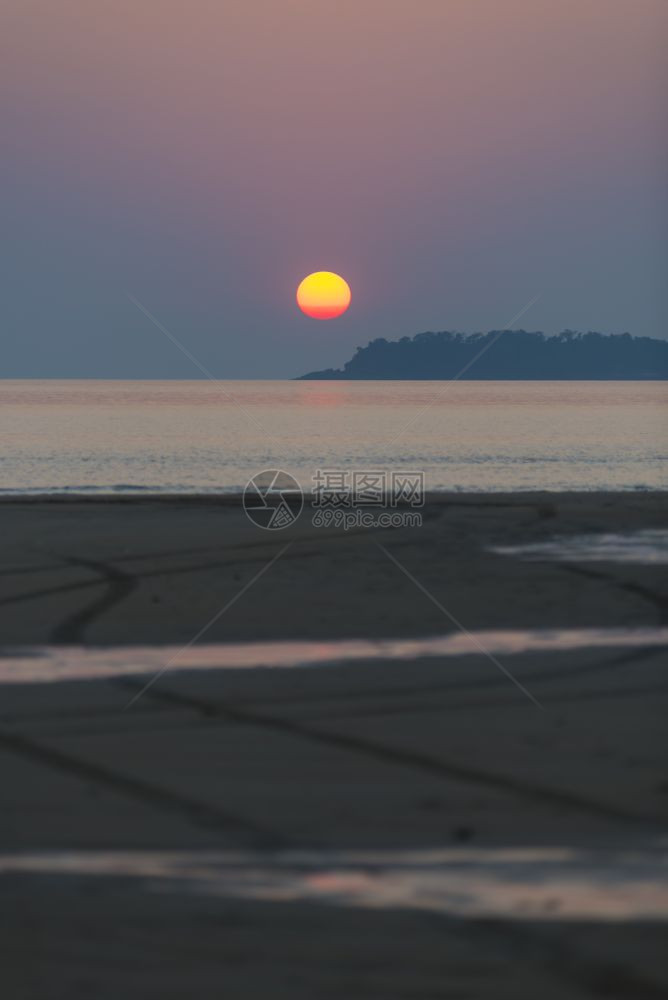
[
  {"xmin": 492, "ymin": 529, "xmax": 668, "ymax": 564},
  {"xmin": 0, "ymin": 627, "xmax": 666, "ymax": 684},
  {"xmin": 1, "ymin": 845, "xmax": 667, "ymax": 921}
]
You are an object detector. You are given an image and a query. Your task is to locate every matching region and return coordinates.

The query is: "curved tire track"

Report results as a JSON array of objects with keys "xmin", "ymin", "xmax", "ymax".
[{"xmin": 50, "ymin": 557, "xmax": 138, "ymax": 644}]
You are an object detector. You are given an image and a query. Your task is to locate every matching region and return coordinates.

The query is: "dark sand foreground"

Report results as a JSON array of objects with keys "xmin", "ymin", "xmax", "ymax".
[{"xmin": 0, "ymin": 493, "xmax": 666, "ymax": 998}]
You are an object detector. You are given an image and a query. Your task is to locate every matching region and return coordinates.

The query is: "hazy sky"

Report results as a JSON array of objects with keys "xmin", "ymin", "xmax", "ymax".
[{"xmin": 2, "ymin": 0, "xmax": 666, "ymax": 377}]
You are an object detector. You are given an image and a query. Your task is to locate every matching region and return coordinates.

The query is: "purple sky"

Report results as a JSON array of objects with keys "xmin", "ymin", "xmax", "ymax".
[{"xmin": 2, "ymin": 0, "xmax": 666, "ymax": 377}]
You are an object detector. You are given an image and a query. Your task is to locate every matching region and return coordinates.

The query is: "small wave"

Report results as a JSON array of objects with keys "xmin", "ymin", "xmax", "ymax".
[
  {"xmin": 492, "ymin": 530, "xmax": 668, "ymax": 564},
  {"xmin": 0, "ymin": 485, "xmax": 246, "ymax": 497}
]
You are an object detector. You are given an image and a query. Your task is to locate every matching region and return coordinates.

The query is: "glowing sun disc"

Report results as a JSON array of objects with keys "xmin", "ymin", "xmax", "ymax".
[{"xmin": 297, "ymin": 271, "xmax": 351, "ymax": 320}]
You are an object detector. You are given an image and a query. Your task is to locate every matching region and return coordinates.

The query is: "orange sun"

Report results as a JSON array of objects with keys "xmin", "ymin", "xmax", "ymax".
[{"xmin": 296, "ymin": 271, "xmax": 351, "ymax": 320}]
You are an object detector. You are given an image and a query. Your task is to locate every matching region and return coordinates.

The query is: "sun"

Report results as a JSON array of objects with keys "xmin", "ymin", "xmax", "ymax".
[{"xmin": 296, "ymin": 271, "xmax": 351, "ymax": 320}]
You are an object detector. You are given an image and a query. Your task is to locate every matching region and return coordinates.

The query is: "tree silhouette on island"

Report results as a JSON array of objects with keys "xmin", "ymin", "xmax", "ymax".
[{"xmin": 298, "ymin": 330, "xmax": 668, "ymax": 380}]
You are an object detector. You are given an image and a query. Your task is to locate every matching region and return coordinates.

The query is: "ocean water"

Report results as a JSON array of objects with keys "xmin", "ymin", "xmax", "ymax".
[{"xmin": 0, "ymin": 379, "xmax": 665, "ymax": 494}]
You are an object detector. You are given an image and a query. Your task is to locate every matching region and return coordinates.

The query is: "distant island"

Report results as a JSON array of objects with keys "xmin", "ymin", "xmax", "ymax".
[{"xmin": 298, "ymin": 330, "xmax": 668, "ymax": 380}]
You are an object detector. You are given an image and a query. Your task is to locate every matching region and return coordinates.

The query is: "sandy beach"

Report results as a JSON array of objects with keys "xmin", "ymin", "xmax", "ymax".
[{"xmin": 0, "ymin": 493, "xmax": 666, "ymax": 998}]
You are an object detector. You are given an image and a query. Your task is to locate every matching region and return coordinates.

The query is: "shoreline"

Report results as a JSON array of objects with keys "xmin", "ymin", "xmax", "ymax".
[{"xmin": 0, "ymin": 487, "xmax": 667, "ymax": 504}]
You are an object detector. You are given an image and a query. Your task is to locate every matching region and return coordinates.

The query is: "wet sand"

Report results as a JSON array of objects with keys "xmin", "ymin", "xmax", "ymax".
[{"xmin": 0, "ymin": 493, "xmax": 666, "ymax": 997}]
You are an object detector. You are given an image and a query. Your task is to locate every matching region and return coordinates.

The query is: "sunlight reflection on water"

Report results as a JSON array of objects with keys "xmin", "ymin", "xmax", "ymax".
[
  {"xmin": 0, "ymin": 627, "xmax": 666, "ymax": 684},
  {"xmin": 1, "ymin": 845, "xmax": 666, "ymax": 920}
]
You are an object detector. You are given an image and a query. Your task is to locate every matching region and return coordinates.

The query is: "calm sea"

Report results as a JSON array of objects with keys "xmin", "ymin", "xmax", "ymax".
[{"xmin": 1, "ymin": 380, "xmax": 665, "ymax": 494}]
